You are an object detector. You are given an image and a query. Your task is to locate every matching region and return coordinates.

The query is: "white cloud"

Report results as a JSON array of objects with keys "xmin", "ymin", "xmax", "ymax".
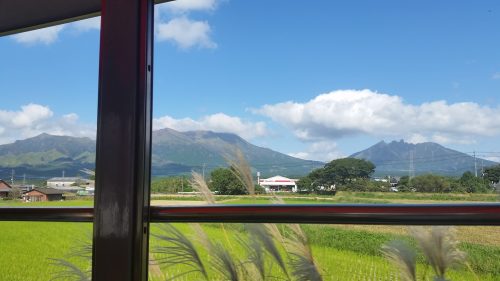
[
  {"xmin": 156, "ymin": 17, "xmax": 216, "ymax": 49},
  {"xmin": 484, "ymin": 156, "xmax": 500, "ymax": 163},
  {"xmin": 11, "ymin": 17, "xmax": 100, "ymax": 45},
  {"xmin": 12, "ymin": 25, "xmax": 65, "ymax": 45},
  {"xmin": 71, "ymin": 17, "xmax": 101, "ymax": 32},
  {"xmin": 288, "ymin": 141, "xmax": 344, "ymax": 162},
  {"xmin": 255, "ymin": 89, "xmax": 500, "ymax": 144},
  {"xmin": 161, "ymin": 0, "xmax": 219, "ymax": 13},
  {"xmin": 492, "ymin": 72, "xmax": 500, "ymax": 80},
  {"xmin": 407, "ymin": 133, "xmax": 428, "ymax": 144},
  {"xmin": 0, "ymin": 104, "xmax": 53, "ymax": 128},
  {"xmin": 0, "ymin": 104, "xmax": 95, "ymax": 144},
  {"xmin": 153, "ymin": 113, "xmax": 267, "ymax": 140}
]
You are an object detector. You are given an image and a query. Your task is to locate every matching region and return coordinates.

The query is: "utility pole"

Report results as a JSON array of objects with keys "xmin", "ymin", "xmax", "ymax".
[
  {"xmin": 473, "ymin": 151, "xmax": 477, "ymax": 177},
  {"xmin": 10, "ymin": 169, "xmax": 14, "ymax": 185}
]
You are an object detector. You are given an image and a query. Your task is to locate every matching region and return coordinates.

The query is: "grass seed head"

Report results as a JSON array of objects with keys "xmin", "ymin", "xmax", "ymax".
[
  {"xmin": 409, "ymin": 226, "xmax": 466, "ymax": 280},
  {"xmin": 381, "ymin": 240, "xmax": 417, "ymax": 281}
]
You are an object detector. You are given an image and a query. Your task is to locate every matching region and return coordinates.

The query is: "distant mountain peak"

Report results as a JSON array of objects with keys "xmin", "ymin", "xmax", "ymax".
[{"xmin": 350, "ymin": 139, "xmax": 498, "ymax": 176}]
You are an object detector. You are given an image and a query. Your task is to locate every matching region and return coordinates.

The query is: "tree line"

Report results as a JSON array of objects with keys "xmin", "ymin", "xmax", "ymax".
[
  {"xmin": 297, "ymin": 158, "xmax": 500, "ymax": 194},
  {"xmin": 151, "ymin": 160, "xmax": 500, "ymax": 195}
]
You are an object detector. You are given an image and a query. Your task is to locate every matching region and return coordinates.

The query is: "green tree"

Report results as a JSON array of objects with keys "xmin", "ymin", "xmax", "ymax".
[
  {"xmin": 321, "ymin": 158, "xmax": 375, "ymax": 185},
  {"xmin": 209, "ymin": 167, "xmax": 247, "ymax": 195},
  {"xmin": 484, "ymin": 165, "xmax": 500, "ymax": 184},
  {"xmin": 151, "ymin": 176, "xmax": 191, "ymax": 193},
  {"xmin": 410, "ymin": 174, "xmax": 451, "ymax": 193},
  {"xmin": 460, "ymin": 171, "xmax": 490, "ymax": 193},
  {"xmin": 398, "ymin": 176, "xmax": 410, "ymax": 187},
  {"xmin": 296, "ymin": 176, "xmax": 314, "ymax": 193}
]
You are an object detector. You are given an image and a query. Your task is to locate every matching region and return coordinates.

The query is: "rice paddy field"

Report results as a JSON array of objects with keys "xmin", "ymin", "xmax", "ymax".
[{"xmin": 0, "ymin": 192, "xmax": 499, "ymax": 281}]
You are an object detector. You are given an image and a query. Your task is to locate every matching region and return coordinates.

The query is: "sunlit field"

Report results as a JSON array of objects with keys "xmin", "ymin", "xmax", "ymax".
[{"xmin": 1, "ymin": 193, "xmax": 499, "ymax": 280}]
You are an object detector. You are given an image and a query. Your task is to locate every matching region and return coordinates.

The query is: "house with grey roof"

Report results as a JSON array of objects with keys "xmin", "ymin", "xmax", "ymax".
[{"xmin": 23, "ymin": 188, "xmax": 64, "ymax": 202}]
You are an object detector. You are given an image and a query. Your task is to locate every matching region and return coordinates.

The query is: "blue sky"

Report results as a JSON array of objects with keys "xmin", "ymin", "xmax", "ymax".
[{"xmin": 1, "ymin": 0, "xmax": 500, "ymax": 162}]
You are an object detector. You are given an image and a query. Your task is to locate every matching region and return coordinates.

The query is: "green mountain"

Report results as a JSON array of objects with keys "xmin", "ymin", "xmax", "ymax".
[
  {"xmin": 152, "ymin": 128, "xmax": 323, "ymax": 176},
  {"xmin": 350, "ymin": 140, "xmax": 498, "ymax": 176},
  {"xmin": 0, "ymin": 130, "xmax": 323, "ymax": 179}
]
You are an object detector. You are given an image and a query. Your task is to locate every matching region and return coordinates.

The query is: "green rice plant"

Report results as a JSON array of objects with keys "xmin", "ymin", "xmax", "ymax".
[
  {"xmin": 48, "ymin": 234, "xmax": 92, "ymax": 281},
  {"xmin": 48, "ymin": 259, "xmax": 90, "ymax": 281}
]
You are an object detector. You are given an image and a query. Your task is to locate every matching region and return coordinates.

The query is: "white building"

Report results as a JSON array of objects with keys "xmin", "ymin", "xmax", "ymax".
[
  {"xmin": 259, "ymin": 175, "xmax": 298, "ymax": 193},
  {"xmin": 47, "ymin": 177, "xmax": 94, "ymax": 192}
]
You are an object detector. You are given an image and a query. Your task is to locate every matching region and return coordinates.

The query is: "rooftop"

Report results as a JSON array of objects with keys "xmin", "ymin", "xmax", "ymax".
[
  {"xmin": 47, "ymin": 177, "xmax": 81, "ymax": 182},
  {"xmin": 25, "ymin": 188, "xmax": 64, "ymax": 195}
]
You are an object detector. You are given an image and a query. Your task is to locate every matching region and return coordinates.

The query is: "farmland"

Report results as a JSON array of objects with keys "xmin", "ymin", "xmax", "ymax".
[{"xmin": 0, "ymin": 193, "xmax": 499, "ymax": 280}]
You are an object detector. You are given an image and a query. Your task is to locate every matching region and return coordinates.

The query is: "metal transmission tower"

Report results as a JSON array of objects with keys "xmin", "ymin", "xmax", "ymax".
[
  {"xmin": 409, "ymin": 150, "xmax": 415, "ymax": 180},
  {"xmin": 473, "ymin": 151, "xmax": 477, "ymax": 177}
]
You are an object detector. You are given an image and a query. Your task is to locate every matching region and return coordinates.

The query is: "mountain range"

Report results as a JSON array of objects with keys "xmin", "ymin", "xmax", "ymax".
[
  {"xmin": 350, "ymin": 140, "xmax": 498, "ymax": 176},
  {"xmin": 0, "ymin": 130, "xmax": 322, "ymax": 179},
  {"xmin": 0, "ymin": 132, "xmax": 497, "ymax": 180}
]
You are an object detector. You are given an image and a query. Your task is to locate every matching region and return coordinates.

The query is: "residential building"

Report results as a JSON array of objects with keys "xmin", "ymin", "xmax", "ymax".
[
  {"xmin": 47, "ymin": 177, "xmax": 93, "ymax": 192},
  {"xmin": 0, "ymin": 179, "xmax": 12, "ymax": 198},
  {"xmin": 23, "ymin": 188, "xmax": 64, "ymax": 202}
]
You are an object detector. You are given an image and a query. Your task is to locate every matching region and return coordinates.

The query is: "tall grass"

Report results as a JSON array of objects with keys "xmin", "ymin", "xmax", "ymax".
[
  {"xmin": 383, "ymin": 227, "xmax": 467, "ymax": 281},
  {"xmin": 45, "ymin": 151, "xmax": 495, "ymax": 280}
]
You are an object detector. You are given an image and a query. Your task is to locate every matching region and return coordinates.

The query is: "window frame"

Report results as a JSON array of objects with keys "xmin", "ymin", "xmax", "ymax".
[{"xmin": 1, "ymin": 1, "xmax": 500, "ymax": 280}]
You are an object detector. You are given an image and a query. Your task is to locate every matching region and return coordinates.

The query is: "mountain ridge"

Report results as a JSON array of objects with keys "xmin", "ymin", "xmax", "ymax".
[
  {"xmin": 0, "ymin": 130, "xmax": 323, "ymax": 179},
  {"xmin": 349, "ymin": 139, "xmax": 498, "ymax": 176}
]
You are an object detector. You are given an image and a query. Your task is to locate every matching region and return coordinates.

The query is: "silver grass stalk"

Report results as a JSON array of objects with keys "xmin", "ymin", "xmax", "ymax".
[
  {"xmin": 190, "ymin": 171, "xmax": 216, "ymax": 204},
  {"xmin": 49, "ymin": 259, "xmax": 91, "ymax": 281},
  {"xmin": 225, "ymin": 149, "xmax": 255, "ymax": 195},
  {"xmin": 193, "ymin": 224, "xmax": 242, "ymax": 281},
  {"xmin": 236, "ymin": 231, "xmax": 266, "ymax": 281},
  {"xmin": 66, "ymin": 235, "xmax": 93, "ymax": 260},
  {"xmin": 284, "ymin": 224, "xmax": 322, "ymax": 281},
  {"xmin": 49, "ymin": 233, "xmax": 92, "ymax": 281},
  {"xmin": 409, "ymin": 226, "xmax": 466, "ymax": 281},
  {"xmin": 190, "ymin": 171, "xmax": 235, "ymax": 250},
  {"xmin": 381, "ymin": 240, "xmax": 417, "ymax": 281},
  {"xmin": 153, "ymin": 223, "xmax": 209, "ymax": 280},
  {"xmin": 246, "ymin": 224, "xmax": 290, "ymax": 280}
]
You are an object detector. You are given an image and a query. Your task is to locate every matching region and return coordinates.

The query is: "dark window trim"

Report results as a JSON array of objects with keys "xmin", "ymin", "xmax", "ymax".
[{"xmin": 1, "ymin": 204, "xmax": 500, "ymax": 225}]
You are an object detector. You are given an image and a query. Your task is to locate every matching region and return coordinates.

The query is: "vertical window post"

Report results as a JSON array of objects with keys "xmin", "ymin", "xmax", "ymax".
[{"xmin": 92, "ymin": 0, "xmax": 153, "ymax": 279}]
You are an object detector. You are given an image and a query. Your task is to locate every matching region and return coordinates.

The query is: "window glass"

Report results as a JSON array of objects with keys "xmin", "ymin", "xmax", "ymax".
[
  {"xmin": 151, "ymin": 0, "xmax": 500, "ymax": 205},
  {"xmin": 150, "ymin": 0, "xmax": 499, "ymax": 279},
  {"xmin": 0, "ymin": 18, "xmax": 99, "ymax": 280},
  {"xmin": 148, "ymin": 222, "xmax": 499, "ymax": 281}
]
